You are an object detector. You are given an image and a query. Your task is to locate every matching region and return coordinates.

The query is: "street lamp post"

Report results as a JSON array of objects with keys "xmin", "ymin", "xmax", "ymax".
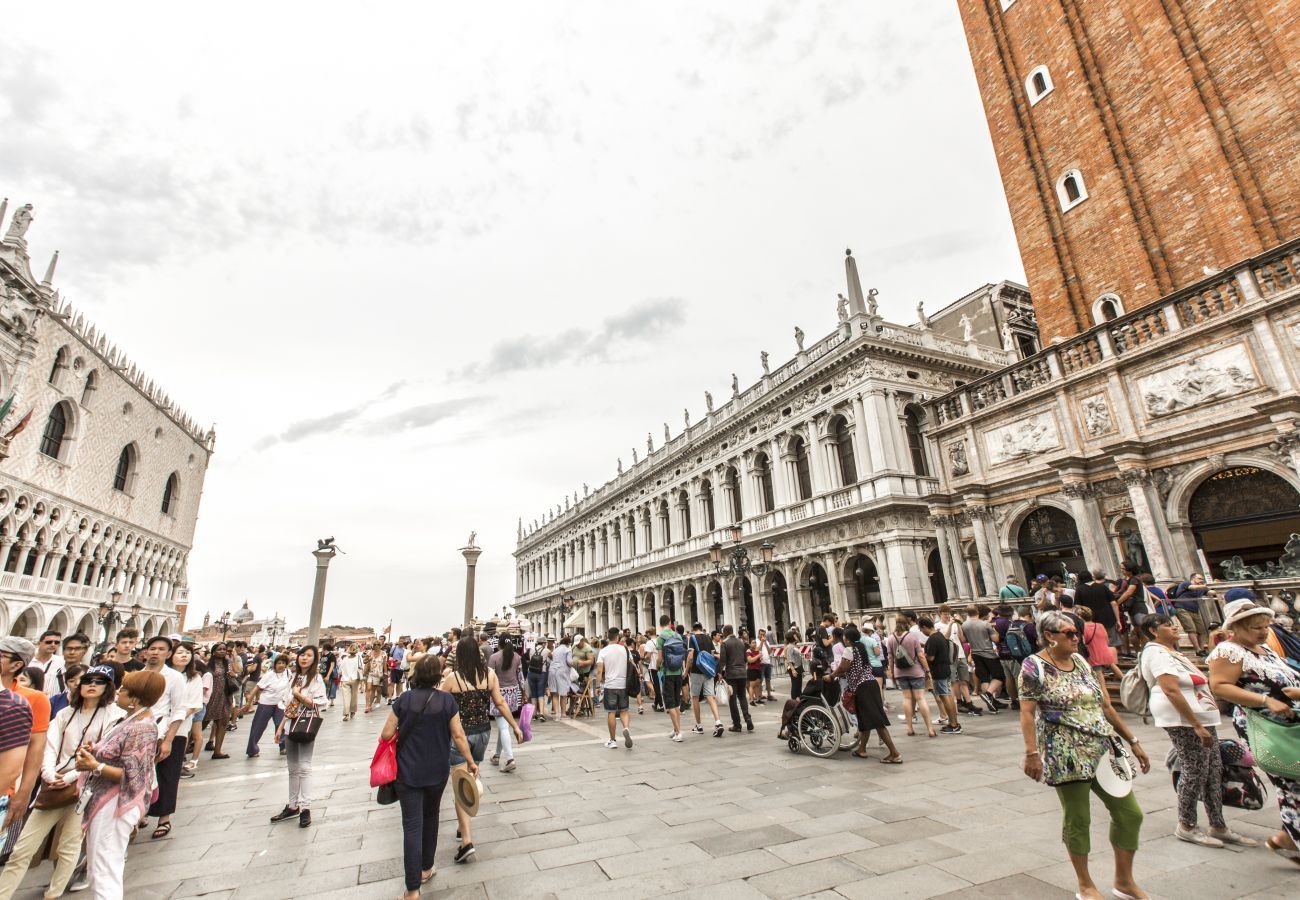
[
  {"xmin": 544, "ymin": 588, "xmax": 574, "ymax": 638},
  {"xmin": 218, "ymin": 611, "xmax": 232, "ymax": 643},
  {"xmin": 95, "ymin": 592, "xmax": 141, "ymax": 655},
  {"xmin": 460, "ymin": 533, "xmax": 482, "ymax": 629},
  {"xmin": 308, "ymin": 538, "xmax": 341, "ymax": 648},
  {"xmin": 708, "ymin": 525, "xmax": 775, "ymax": 630}
]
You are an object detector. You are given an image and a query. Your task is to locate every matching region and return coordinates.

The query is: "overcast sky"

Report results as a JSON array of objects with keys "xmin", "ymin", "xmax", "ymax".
[{"xmin": 1, "ymin": 2, "xmax": 1023, "ymax": 637}]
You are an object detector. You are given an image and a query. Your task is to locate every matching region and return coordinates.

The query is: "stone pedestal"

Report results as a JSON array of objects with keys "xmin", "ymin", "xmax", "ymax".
[{"xmin": 461, "ymin": 546, "xmax": 482, "ymax": 628}]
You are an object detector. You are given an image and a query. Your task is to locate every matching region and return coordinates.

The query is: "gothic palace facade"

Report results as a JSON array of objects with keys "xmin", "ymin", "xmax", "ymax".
[
  {"xmin": 513, "ymin": 257, "xmax": 1027, "ymax": 637},
  {"xmin": 0, "ymin": 198, "xmax": 214, "ymax": 643}
]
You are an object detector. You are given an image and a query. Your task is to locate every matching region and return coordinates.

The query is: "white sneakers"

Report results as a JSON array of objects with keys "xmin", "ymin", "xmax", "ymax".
[
  {"xmin": 605, "ymin": 739, "xmax": 618, "ymax": 749},
  {"xmin": 670, "ymin": 732, "xmax": 683, "ymax": 742}
]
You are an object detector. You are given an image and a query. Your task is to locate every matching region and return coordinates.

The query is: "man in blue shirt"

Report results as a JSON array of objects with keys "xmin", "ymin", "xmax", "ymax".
[{"xmin": 388, "ymin": 640, "xmax": 407, "ymax": 704}]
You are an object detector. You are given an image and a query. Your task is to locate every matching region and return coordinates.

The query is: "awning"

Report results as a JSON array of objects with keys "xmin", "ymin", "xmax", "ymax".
[{"xmin": 563, "ymin": 607, "xmax": 586, "ymax": 630}]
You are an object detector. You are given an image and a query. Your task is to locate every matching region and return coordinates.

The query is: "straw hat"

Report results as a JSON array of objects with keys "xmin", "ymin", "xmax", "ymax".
[
  {"xmin": 1221, "ymin": 597, "xmax": 1274, "ymax": 631},
  {"xmin": 451, "ymin": 767, "xmax": 484, "ymax": 817}
]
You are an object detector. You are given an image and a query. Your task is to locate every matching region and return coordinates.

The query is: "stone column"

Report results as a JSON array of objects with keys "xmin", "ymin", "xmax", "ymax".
[
  {"xmin": 1120, "ymin": 469, "xmax": 1176, "ymax": 581},
  {"xmin": 804, "ymin": 418, "xmax": 831, "ymax": 496},
  {"xmin": 966, "ymin": 507, "xmax": 997, "ymax": 598},
  {"xmin": 1062, "ymin": 482, "xmax": 1119, "ymax": 577},
  {"xmin": 850, "ymin": 393, "xmax": 876, "ymax": 479},
  {"xmin": 769, "ymin": 436, "xmax": 792, "ymax": 508},
  {"xmin": 308, "ymin": 544, "xmax": 339, "ymax": 647}
]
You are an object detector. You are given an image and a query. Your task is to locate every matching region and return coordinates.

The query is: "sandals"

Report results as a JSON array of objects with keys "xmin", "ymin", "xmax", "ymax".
[
  {"xmin": 880, "ymin": 756, "xmax": 903, "ymax": 764},
  {"xmin": 851, "ymin": 750, "xmax": 870, "ymax": 759},
  {"xmin": 151, "ymin": 822, "xmax": 172, "ymax": 840},
  {"xmin": 1266, "ymin": 836, "xmax": 1300, "ymax": 866}
]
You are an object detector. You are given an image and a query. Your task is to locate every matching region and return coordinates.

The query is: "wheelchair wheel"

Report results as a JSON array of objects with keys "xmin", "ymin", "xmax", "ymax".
[
  {"xmin": 796, "ymin": 705, "xmax": 840, "ymax": 759},
  {"xmin": 787, "ymin": 736, "xmax": 800, "ymax": 753}
]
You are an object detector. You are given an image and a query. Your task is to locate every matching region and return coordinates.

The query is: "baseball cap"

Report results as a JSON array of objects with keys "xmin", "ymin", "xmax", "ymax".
[
  {"xmin": 0, "ymin": 637, "xmax": 36, "ymax": 666},
  {"xmin": 82, "ymin": 664, "xmax": 120, "ymax": 686}
]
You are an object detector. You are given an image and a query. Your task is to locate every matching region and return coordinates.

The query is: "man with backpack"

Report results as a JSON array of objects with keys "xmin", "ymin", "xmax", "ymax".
[
  {"xmin": 992, "ymin": 605, "xmax": 1026, "ymax": 710},
  {"xmin": 685, "ymin": 622, "xmax": 724, "ymax": 738},
  {"xmin": 655, "ymin": 616, "xmax": 687, "ymax": 742}
]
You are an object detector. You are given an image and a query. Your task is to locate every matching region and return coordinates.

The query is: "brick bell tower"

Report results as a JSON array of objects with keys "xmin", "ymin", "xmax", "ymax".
[{"xmin": 956, "ymin": 0, "xmax": 1300, "ymax": 341}]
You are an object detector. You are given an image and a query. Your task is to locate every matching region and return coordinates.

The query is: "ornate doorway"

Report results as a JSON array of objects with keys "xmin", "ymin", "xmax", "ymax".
[
  {"xmin": 1017, "ymin": 507, "xmax": 1085, "ymax": 583},
  {"xmin": 1189, "ymin": 466, "xmax": 1300, "ymax": 578}
]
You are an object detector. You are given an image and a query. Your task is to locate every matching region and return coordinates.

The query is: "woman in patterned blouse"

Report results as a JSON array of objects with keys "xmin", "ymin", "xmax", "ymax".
[{"xmin": 1017, "ymin": 611, "xmax": 1150, "ymax": 900}]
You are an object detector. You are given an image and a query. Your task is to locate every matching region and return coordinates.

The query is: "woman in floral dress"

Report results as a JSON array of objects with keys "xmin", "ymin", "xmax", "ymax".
[
  {"xmin": 1208, "ymin": 594, "xmax": 1300, "ymax": 868},
  {"xmin": 1018, "ymin": 611, "xmax": 1151, "ymax": 900},
  {"xmin": 203, "ymin": 642, "xmax": 234, "ymax": 759}
]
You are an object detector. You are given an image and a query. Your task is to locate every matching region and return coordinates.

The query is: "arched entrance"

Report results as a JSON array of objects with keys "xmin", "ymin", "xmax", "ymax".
[
  {"xmin": 1017, "ymin": 507, "xmax": 1085, "ymax": 582},
  {"xmin": 662, "ymin": 588, "xmax": 675, "ymax": 621},
  {"xmin": 1188, "ymin": 466, "xmax": 1300, "ymax": 576},
  {"xmin": 9, "ymin": 606, "xmax": 41, "ymax": 639},
  {"xmin": 740, "ymin": 577, "xmax": 755, "ymax": 634},
  {"xmin": 845, "ymin": 553, "xmax": 881, "ymax": 609},
  {"xmin": 927, "ymin": 547, "xmax": 947, "ymax": 603},
  {"xmin": 707, "ymin": 580, "xmax": 724, "ymax": 629},
  {"xmin": 767, "ymin": 570, "xmax": 790, "ymax": 636},
  {"xmin": 683, "ymin": 584, "xmax": 699, "ymax": 626},
  {"xmin": 805, "ymin": 563, "xmax": 831, "ymax": 620}
]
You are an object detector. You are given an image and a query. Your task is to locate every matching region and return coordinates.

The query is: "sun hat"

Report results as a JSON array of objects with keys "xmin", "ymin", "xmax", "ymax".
[
  {"xmin": 0, "ymin": 637, "xmax": 36, "ymax": 666},
  {"xmin": 862, "ymin": 622, "xmax": 876, "ymax": 632},
  {"xmin": 1222, "ymin": 597, "xmax": 1274, "ymax": 631},
  {"xmin": 450, "ymin": 767, "xmax": 484, "ymax": 817}
]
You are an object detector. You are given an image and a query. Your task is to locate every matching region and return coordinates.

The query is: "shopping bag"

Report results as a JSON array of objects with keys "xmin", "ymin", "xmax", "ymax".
[
  {"xmin": 519, "ymin": 703, "xmax": 534, "ymax": 742},
  {"xmin": 370, "ymin": 735, "xmax": 397, "ymax": 787}
]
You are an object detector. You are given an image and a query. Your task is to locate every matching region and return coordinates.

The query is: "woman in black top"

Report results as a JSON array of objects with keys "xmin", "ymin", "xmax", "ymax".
[{"xmin": 381, "ymin": 655, "xmax": 477, "ymax": 900}]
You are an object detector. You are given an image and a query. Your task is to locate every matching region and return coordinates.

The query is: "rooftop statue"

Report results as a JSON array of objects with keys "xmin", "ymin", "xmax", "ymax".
[
  {"xmin": 761, "ymin": 351, "xmax": 770, "ymax": 375},
  {"xmin": 704, "ymin": 391, "xmax": 714, "ymax": 413},
  {"xmin": 868, "ymin": 288, "xmax": 879, "ymax": 316},
  {"xmin": 959, "ymin": 313, "xmax": 974, "ymax": 342},
  {"xmin": 683, "ymin": 407, "xmax": 691, "ymax": 428},
  {"xmin": 916, "ymin": 301, "xmax": 930, "ymax": 329},
  {"xmin": 836, "ymin": 293, "xmax": 849, "ymax": 323},
  {"xmin": 731, "ymin": 373, "xmax": 740, "ymax": 398},
  {"xmin": 4, "ymin": 204, "xmax": 33, "ymax": 242},
  {"xmin": 794, "ymin": 327, "xmax": 805, "ymax": 351}
]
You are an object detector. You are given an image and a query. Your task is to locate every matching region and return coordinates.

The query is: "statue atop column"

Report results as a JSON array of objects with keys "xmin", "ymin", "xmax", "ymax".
[
  {"xmin": 683, "ymin": 407, "xmax": 691, "ymax": 428},
  {"xmin": 731, "ymin": 373, "xmax": 740, "ymax": 398},
  {"xmin": 617, "ymin": 457, "xmax": 623, "ymax": 475},
  {"xmin": 704, "ymin": 391, "xmax": 714, "ymax": 413},
  {"xmin": 760, "ymin": 351, "xmax": 770, "ymax": 375},
  {"xmin": 647, "ymin": 432, "xmax": 654, "ymax": 453},
  {"xmin": 794, "ymin": 327, "xmax": 805, "ymax": 351}
]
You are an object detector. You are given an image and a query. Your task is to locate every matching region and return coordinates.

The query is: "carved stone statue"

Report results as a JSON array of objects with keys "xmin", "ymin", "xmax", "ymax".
[
  {"xmin": 617, "ymin": 458, "xmax": 623, "ymax": 475},
  {"xmin": 1081, "ymin": 395, "xmax": 1113, "ymax": 437},
  {"xmin": 704, "ymin": 391, "xmax": 714, "ymax": 413},
  {"xmin": 4, "ymin": 204, "xmax": 33, "ymax": 242},
  {"xmin": 731, "ymin": 373, "xmax": 740, "ymax": 398},
  {"xmin": 647, "ymin": 432, "xmax": 654, "ymax": 453},
  {"xmin": 1000, "ymin": 320, "xmax": 1014, "ymax": 350},
  {"xmin": 664, "ymin": 422, "xmax": 671, "ymax": 443},
  {"xmin": 836, "ymin": 294, "xmax": 849, "ymax": 323},
  {"xmin": 761, "ymin": 351, "xmax": 770, "ymax": 375},
  {"xmin": 683, "ymin": 408, "xmax": 691, "ymax": 428},
  {"xmin": 794, "ymin": 327, "xmax": 805, "ymax": 351},
  {"xmin": 632, "ymin": 448, "xmax": 638, "ymax": 464},
  {"xmin": 916, "ymin": 301, "xmax": 930, "ymax": 329},
  {"xmin": 948, "ymin": 442, "xmax": 969, "ymax": 476},
  {"xmin": 867, "ymin": 288, "xmax": 879, "ymax": 316},
  {"xmin": 583, "ymin": 482, "xmax": 589, "ymax": 497},
  {"xmin": 959, "ymin": 313, "xmax": 974, "ymax": 342}
]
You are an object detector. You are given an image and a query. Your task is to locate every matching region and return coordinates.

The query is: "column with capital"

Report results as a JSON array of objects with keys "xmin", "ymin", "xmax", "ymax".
[
  {"xmin": 864, "ymin": 389, "xmax": 898, "ymax": 471},
  {"xmin": 932, "ymin": 516, "xmax": 970, "ymax": 599},
  {"xmin": 768, "ymin": 436, "xmax": 793, "ymax": 509},
  {"xmin": 850, "ymin": 393, "xmax": 877, "ymax": 480},
  {"xmin": 803, "ymin": 418, "xmax": 831, "ymax": 496},
  {"xmin": 965, "ymin": 507, "xmax": 998, "ymax": 598},
  {"xmin": 1119, "ymin": 469, "xmax": 1177, "ymax": 581},
  {"xmin": 308, "ymin": 542, "xmax": 341, "ymax": 647},
  {"xmin": 1061, "ymin": 481, "xmax": 1118, "ymax": 576}
]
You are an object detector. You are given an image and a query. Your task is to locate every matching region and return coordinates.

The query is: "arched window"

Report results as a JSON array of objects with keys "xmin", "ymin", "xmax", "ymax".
[
  {"xmin": 791, "ymin": 437, "xmax": 813, "ymax": 501},
  {"xmin": 1057, "ymin": 169, "xmax": 1088, "ymax": 211},
  {"xmin": 161, "ymin": 472, "xmax": 180, "ymax": 514},
  {"xmin": 678, "ymin": 490, "xmax": 692, "ymax": 539},
  {"xmin": 39, "ymin": 402, "xmax": 70, "ymax": 460},
  {"xmin": 1092, "ymin": 293, "xmax": 1124, "ymax": 324},
  {"xmin": 113, "ymin": 444, "xmax": 139, "ymax": 494},
  {"xmin": 831, "ymin": 415, "xmax": 858, "ymax": 485},
  {"xmin": 725, "ymin": 465, "xmax": 743, "ymax": 523},
  {"xmin": 754, "ymin": 453, "xmax": 775, "ymax": 513},
  {"xmin": 904, "ymin": 405, "xmax": 930, "ymax": 476},
  {"xmin": 1025, "ymin": 66, "xmax": 1054, "ymax": 105},
  {"xmin": 700, "ymin": 479, "xmax": 716, "ymax": 533},
  {"xmin": 47, "ymin": 346, "xmax": 69, "ymax": 386},
  {"xmin": 80, "ymin": 370, "xmax": 98, "ymax": 408}
]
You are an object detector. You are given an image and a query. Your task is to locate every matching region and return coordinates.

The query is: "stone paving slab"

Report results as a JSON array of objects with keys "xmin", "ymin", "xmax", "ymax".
[{"xmin": 5, "ymin": 677, "xmax": 1298, "ymax": 899}]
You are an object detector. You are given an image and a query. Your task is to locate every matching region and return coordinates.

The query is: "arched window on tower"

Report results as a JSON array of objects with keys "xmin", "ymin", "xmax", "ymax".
[
  {"xmin": 48, "ymin": 346, "xmax": 69, "ymax": 386},
  {"xmin": 161, "ymin": 472, "xmax": 180, "ymax": 515},
  {"xmin": 754, "ymin": 453, "xmax": 775, "ymax": 513},
  {"xmin": 39, "ymin": 402, "xmax": 71, "ymax": 461},
  {"xmin": 1057, "ymin": 169, "xmax": 1088, "ymax": 211},
  {"xmin": 1025, "ymin": 66, "xmax": 1054, "ymax": 105},
  {"xmin": 80, "ymin": 370, "xmax": 98, "ymax": 408},
  {"xmin": 791, "ymin": 437, "xmax": 813, "ymax": 501},
  {"xmin": 1092, "ymin": 293, "xmax": 1124, "ymax": 325},
  {"xmin": 113, "ymin": 444, "xmax": 139, "ymax": 494},
  {"xmin": 831, "ymin": 415, "xmax": 858, "ymax": 485},
  {"xmin": 904, "ymin": 406, "xmax": 930, "ymax": 476}
]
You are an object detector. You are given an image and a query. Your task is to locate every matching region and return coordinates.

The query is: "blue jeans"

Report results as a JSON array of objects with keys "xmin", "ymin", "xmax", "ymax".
[
  {"xmin": 326, "ymin": 677, "xmax": 338, "ymax": 701},
  {"xmin": 397, "ymin": 781, "xmax": 447, "ymax": 890},
  {"xmin": 246, "ymin": 703, "xmax": 285, "ymax": 756}
]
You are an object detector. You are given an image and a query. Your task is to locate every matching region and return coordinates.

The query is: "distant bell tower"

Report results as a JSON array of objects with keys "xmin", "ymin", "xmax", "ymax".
[{"xmin": 955, "ymin": 0, "xmax": 1300, "ymax": 340}]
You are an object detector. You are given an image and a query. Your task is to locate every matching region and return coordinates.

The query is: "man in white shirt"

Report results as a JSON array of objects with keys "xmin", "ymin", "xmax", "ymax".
[
  {"xmin": 595, "ymin": 628, "xmax": 632, "ymax": 750},
  {"xmin": 642, "ymin": 636, "xmax": 661, "ymax": 711},
  {"xmin": 335, "ymin": 644, "xmax": 361, "ymax": 721},
  {"xmin": 33, "ymin": 630, "xmax": 65, "ymax": 697}
]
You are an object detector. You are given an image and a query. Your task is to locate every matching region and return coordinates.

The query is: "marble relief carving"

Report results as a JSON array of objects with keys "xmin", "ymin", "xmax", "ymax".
[
  {"xmin": 1080, "ymin": 394, "xmax": 1114, "ymax": 437},
  {"xmin": 947, "ymin": 441, "xmax": 969, "ymax": 476},
  {"xmin": 1138, "ymin": 344, "xmax": 1258, "ymax": 418},
  {"xmin": 984, "ymin": 413, "xmax": 1061, "ymax": 464}
]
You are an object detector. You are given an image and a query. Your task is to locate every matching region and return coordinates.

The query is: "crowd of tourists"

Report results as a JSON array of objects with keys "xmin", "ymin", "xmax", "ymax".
[{"xmin": 0, "ymin": 565, "xmax": 1295, "ymax": 900}]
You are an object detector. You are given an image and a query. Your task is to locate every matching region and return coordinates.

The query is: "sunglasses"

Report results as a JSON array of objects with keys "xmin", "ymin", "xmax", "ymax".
[
  {"xmin": 82, "ymin": 678, "xmax": 112, "ymax": 687},
  {"xmin": 1053, "ymin": 629, "xmax": 1080, "ymax": 639},
  {"xmin": 41, "ymin": 639, "xmax": 61, "ymax": 645}
]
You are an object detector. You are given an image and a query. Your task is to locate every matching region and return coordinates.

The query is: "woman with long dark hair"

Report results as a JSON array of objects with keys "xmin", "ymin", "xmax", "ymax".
[
  {"xmin": 204, "ymin": 642, "xmax": 234, "ymax": 759},
  {"xmin": 271, "ymin": 645, "xmax": 328, "ymax": 828},
  {"xmin": 487, "ymin": 637, "xmax": 524, "ymax": 772},
  {"xmin": 381, "ymin": 655, "xmax": 478, "ymax": 900},
  {"xmin": 146, "ymin": 642, "xmax": 203, "ymax": 840},
  {"xmin": 0, "ymin": 664, "xmax": 122, "ymax": 900},
  {"xmin": 841, "ymin": 625, "xmax": 900, "ymax": 763},
  {"xmin": 440, "ymin": 635, "xmax": 522, "ymax": 863}
]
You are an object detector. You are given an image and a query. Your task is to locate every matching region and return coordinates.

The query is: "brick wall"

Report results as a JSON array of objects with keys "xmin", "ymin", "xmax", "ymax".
[{"xmin": 956, "ymin": 0, "xmax": 1300, "ymax": 340}]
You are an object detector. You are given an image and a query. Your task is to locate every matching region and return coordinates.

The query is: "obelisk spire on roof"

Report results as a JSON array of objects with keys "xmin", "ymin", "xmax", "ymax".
[{"xmin": 845, "ymin": 249, "xmax": 867, "ymax": 317}]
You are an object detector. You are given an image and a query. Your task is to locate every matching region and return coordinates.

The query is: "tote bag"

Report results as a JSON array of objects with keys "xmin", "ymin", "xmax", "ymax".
[{"xmin": 1244, "ymin": 709, "xmax": 1300, "ymax": 779}]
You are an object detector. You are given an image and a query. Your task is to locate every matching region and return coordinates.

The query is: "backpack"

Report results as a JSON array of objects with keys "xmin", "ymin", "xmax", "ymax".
[
  {"xmin": 1119, "ymin": 646, "xmax": 1151, "ymax": 720},
  {"xmin": 892, "ymin": 635, "xmax": 916, "ymax": 669},
  {"xmin": 624, "ymin": 647, "xmax": 641, "ymax": 698},
  {"xmin": 1006, "ymin": 623, "xmax": 1034, "ymax": 660},
  {"xmin": 660, "ymin": 632, "xmax": 687, "ymax": 670},
  {"xmin": 690, "ymin": 635, "xmax": 718, "ymax": 678}
]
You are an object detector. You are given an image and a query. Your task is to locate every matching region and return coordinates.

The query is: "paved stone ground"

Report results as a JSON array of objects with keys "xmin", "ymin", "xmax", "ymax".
[{"xmin": 9, "ymin": 681, "xmax": 1299, "ymax": 900}]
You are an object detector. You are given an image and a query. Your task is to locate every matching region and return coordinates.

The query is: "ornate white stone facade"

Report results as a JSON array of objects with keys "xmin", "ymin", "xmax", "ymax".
[
  {"xmin": 924, "ymin": 239, "xmax": 1300, "ymax": 596},
  {"xmin": 513, "ymin": 254, "xmax": 1023, "ymax": 636},
  {"xmin": 0, "ymin": 198, "xmax": 214, "ymax": 642}
]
